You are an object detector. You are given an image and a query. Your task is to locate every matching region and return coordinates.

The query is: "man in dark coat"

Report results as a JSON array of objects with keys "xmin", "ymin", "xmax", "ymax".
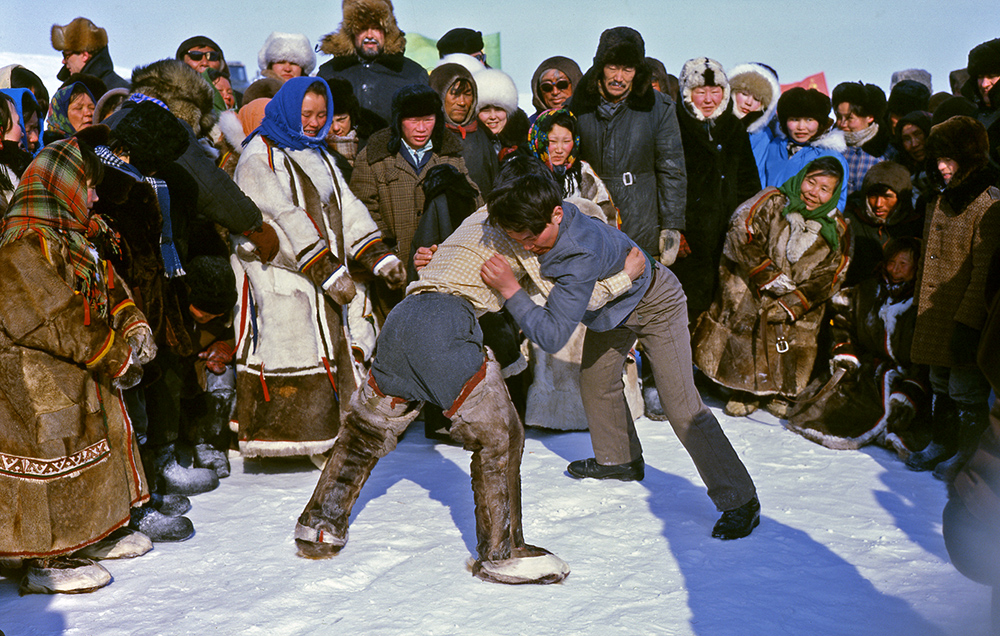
[
  {"xmin": 50, "ymin": 17, "xmax": 129, "ymax": 91},
  {"xmin": 316, "ymin": 0, "xmax": 429, "ymax": 124},
  {"xmin": 961, "ymin": 38, "xmax": 1000, "ymax": 170},
  {"xmin": 671, "ymin": 57, "xmax": 760, "ymax": 320},
  {"xmin": 570, "ymin": 27, "xmax": 687, "ymax": 263}
]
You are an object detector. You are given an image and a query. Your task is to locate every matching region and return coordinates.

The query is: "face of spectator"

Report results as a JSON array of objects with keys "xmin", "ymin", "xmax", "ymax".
[
  {"xmin": 937, "ymin": 157, "xmax": 959, "ymax": 184},
  {"xmin": 213, "ymin": 76, "xmax": 235, "ymax": 109},
  {"xmin": 835, "ymin": 103, "xmax": 874, "ymax": 132},
  {"xmin": 691, "ymin": 85, "xmax": 725, "ymax": 118},
  {"xmin": 330, "ymin": 113, "xmax": 352, "ymax": 137},
  {"xmin": 184, "ymin": 46, "xmax": 222, "ymax": 73},
  {"xmin": 547, "ymin": 123, "xmax": 574, "ymax": 167},
  {"xmin": 354, "ymin": 27, "xmax": 385, "ymax": 60},
  {"xmin": 505, "ymin": 207, "xmax": 563, "ymax": 255},
  {"xmin": 61, "ymin": 50, "xmax": 91, "ymax": 75},
  {"xmin": 86, "ymin": 182, "xmax": 99, "ymax": 211},
  {"xmin": 867, "ymin": 189, "xmax": 899, "ymax": 219},
  {"xmin": 979, "ymin": 74, "xmax": 1000, "ymax": 107},
  {"xmin": 3, "ymin": 103, "xmax": 22, "ymax": 144},
  {"xmin": 786, "ymin": 117, "xmax": 820, "ymax": 143},
  {"xmin": 270, "ymin": 61, "xmax": 303, "ymax": 81},
  {"xmin": 733, "ymin": 91, "xmax": 762, "ymax": 118},
  {"xmin": 444, "ymin": 82, "xmax": 473, "ymax": 124},
  {"xmin": 885, "ymin": 250, "xmax": 917, "ymax": 284},
  {"xmin": 300, "ymin": 91, "xmax": 327, "ymax": 137},
  {"xmin": 401, "ymin": 114, "xmax": 435, "ymax": 149},
  {"xmin": 478, "ymin": 105, "xmax": 507, "ymax": 135},
  {"xmin": 798, "ymin": 171, "xmax": 839, "ymax": 210},
  {"xmin": 601, "ymin": 65, "xmax": 635, "ymax": 102},
  {"xmin": 539, "ymin": 69, "xmax": 572, "ymax": 110},
  {"xmin": 24, "ymin": 111, "xmax": 40, "ymax": 153},
  {"xmin": 900, "ymin": 124, "xmax": 926, "ymax": 162},
  {"xmin": 67, "ymin": 92, "xmax": 95, "ymax": 132}
]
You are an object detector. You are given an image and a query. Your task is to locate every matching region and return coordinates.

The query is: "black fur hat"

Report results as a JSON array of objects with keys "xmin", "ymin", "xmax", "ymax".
[
  {"xmin": 327, "ymin": 77, "xmax": 360, "ymax": 117},
  {"xmin": 388, "ymin": 84, "xmax": 444, "ymax": 152},
  {"xmin": 185, "ymin": 255, "xmax": 237, "ymax": 317},
  {"xmin": 968, "ymin": 38, "xmax": 1000, "ymax": 79},
  {"xmin": 62, "ymin": 73, "xmax": 108, "ymax": 102},
  {"xmin": 110, "ymin": 101, "xmax": 190, "ymax": 175},
  {"xmin": 594, "ymin": 27, "xmax": 645, "ymax": 70},
  {"xmin": 932, "ymin": 96, "xmax": 977, "ymax": 125},
  {"xmin": 886, "ymin": 80, "xmax": 930, "ymax": 118},
  {"xmin": 777, "ymin": 87, "xmax": 831, "ymax": 124},
  {"xmin": 436, "ymin": 28, "xmax": 483, "ymax": 58},
  {"xmin": 832, "ymin": 81, "xmax": 886, "ymax": 119}
]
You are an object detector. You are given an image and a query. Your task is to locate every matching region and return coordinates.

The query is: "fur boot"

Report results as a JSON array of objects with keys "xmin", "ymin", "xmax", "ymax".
[
  {"xmin": 933, "ymin": 405, "xmax": 990, "ymax": 482},
  {"xmin": 142, "ymin": 443, "xmax": 219, "ymax": 496},
  {"xmin": 20, "ymin": 557, "xmax": 111, "ymax": 595},
  {"xmin": 295, "ymin": 378, "xmax": 421, "ymax": 558},
  {"xmin": 193, "ymin": 370, "xmax": 236, "ymax": 478},
  {"xmin": 907, "ymin": 393, "xmax": 958, "ymax": 471}
]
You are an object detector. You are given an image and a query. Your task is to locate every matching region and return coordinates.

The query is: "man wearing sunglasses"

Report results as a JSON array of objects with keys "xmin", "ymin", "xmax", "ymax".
[
  {"xmin": 50, "ymin": 17, "xmax": 130, "ymax": 91},
  {"xmin": 175, "ymin": 36, "xmax": 243, "ymax": 107}
]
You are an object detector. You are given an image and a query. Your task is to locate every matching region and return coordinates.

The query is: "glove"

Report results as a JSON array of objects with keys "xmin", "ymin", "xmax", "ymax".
[
  {"xmin": 950, "ymin": 321, "xmax": 981, "ymax": 366},
  {"xmin": 761, "ymin": 273, "xmax": 797, "ymax": 296},
  {"xmin": 243, "ymin": 223, "xmax": 280, "ymax": 263},
  {"xmin": 658, "ymin": 229, "xmax": 682, "ymax": 267},
  {"xmin": 199, "ymin": 341, "xmax": 235, "ymax": 375},
  {"xmin": 112, "ymin": 351, "xmax": 143, "ymax": 391},
  {"xmin": 375, "ymin": 255, "xmax": 407, "ymax": 290},
  {"xmin": 124, "ymin": 323, "xmax": 158, "ymax": 365},
  {"xmin": 829, "ymin": 353, "xmax": 860, "ymax": 375},
  {"xmin": 885, "ymin": 393, "xmax": 916, "ymax": 431},
  {"xmin": 305, "ymin": 258, "xmax": 357, "ymax": 306}
]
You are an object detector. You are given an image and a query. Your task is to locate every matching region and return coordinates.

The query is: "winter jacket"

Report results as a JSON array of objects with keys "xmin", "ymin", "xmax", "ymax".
[
  {"xmin": 692, "ymin": 187, "xmax": 851, "ymax": 397},
  {"xmin": 671, "ymin": 99, "xmax": 761, "ymax": 319},
  {"xmin": 317, "ymin": 56, "xmax": 428, "ymax": 125},
  {"xmin": 727, "ymin": 63, "xmax": 782, "ymax": 184},
  {"xmin": 961, "ymin": 76, "xmax": 1000, "ymax": 171},
  {"xmin": 570, "ymin": 68, "xmax": 687, "ymax": 257},
  {"xmin": 57, "ymin": 45, "xmax": 129, "ymax": 91},
  {"xmin": 761, "ymin": 127, "xmax": 849, "ymax": 212}
]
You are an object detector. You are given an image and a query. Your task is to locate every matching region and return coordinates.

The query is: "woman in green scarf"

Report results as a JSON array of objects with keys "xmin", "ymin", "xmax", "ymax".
[{"xmin": 692, "ymin": 156, "xmax": 851, "ymax": 417}]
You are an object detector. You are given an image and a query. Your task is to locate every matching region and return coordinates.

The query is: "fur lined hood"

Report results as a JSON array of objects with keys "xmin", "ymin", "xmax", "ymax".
[
  {"xmin": 925, "ymin": 115, "xmax": 991, "ymax": 191},
  {"xmin": 679, "ymin": 57, "xmax": 730, "ymax": 122},
  {"xmin": 318, "ymin": 0, "xmax": 406, "ymax": 58},
  {"xmin": 529, "ymin": 56, "xmax": 582, "ymax": 113},
  {"xmin": 258, "ymin": 32, "xmax": 316, "ymax": 75},
  {"xmin": 728, "ymin": 63, "xmax": 780, "ymax": 135},
  {"xmin": 429, "ymin": 63, "xmax": 478, "ymax": 127},
  {"xmin": 129, "ymin": 59, "xmax": 217, "ymax": 137},
  {"xmin": 774, "ymin": 121, "xmax": 847, "ymax": 153}
]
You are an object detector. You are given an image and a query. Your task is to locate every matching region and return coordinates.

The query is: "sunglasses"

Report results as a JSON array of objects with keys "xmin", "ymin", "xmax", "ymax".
[
  {"xmin": 185, "ymin": 50, "xmax": 221, "ymax": 62},
  {"xmin": 540, "ymin": 80, "xmax": 570, "ymax": 94}
]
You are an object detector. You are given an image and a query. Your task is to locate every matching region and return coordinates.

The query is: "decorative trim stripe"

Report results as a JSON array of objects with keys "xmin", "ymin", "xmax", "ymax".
[
  {"xmin": 111, "ymin": 299, "xmax": 136, "ymax": 316},
  {"xmin": 300, "ymin": 246, "xmax": 331, "ymax": 273},
  {"xmin": 749, "ymin": 259, "xmax": 773, "ymax": 278},
  {"xmin": 84, "ymin": 330, "xmax": 115, "ymax": 368},
  {"xmin": 0, "ymin": 440, "xmax": 110, "ymax": 480},
  {"xmin": 354, "ymin": 236, "xmax": 382, "ymax": 259}
]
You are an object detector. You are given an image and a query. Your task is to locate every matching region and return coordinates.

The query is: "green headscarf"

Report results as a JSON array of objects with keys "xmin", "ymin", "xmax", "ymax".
[{"xmin": 777, "ymin": 159, "xmax": 844, "ymax": 250}]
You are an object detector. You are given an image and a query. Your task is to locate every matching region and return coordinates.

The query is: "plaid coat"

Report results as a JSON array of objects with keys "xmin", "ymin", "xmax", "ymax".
[{"xmin": 349, "ymin": 127, "xmax": 480, "ymax": 268}]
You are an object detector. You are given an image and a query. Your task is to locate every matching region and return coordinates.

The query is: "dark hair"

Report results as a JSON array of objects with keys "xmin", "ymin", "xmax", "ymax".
[
  {"xmin": 804, "ymin": 156, "xmax": 844, "ymax": 184},
  {"xmin": 448, "ymin": 78, "xmax": 474, "ymax": 95},
  {"xmin": 883, "ymin": 236, "xmax": 921, "ymax": 264},
  {"xmin": 78, "ymin": 141, "xmax": 105, "ymax": 186},
  {"xmin": 487, "ymin": 156, "xmax": 562, "ymax": 235},
  {"xmin": 10, "ymin": 66, "xmax": 49, "ymax": 109},
  {"xmin": 866, "ymin": 183, "xmax": 896, "ymax": 198},
  {"xmin": 0, "ymin": 93, "xmax": 15, "ymax": 137},
  {"xmin": 540, "ymin": 110, "xmax": 576, "ymax": 137},
  {"xmin": 305, "ymin": 80, "xmax": 328, "ymax": 101}
]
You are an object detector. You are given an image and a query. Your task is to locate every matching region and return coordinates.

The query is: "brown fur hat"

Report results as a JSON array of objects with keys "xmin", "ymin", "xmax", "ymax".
[
  {"xmin": 925, "ymin": 115, "xmax": 989, "ymax": 188},
  {"xmin": 51, "ymin": 17, "xmax": 108, "ymax": 53},
  {"xmin": 129, "ymin": 59, "xmax": 217, "ymax": 138},
  {"xmin": 318, "ymin": 0, "xmax": 406, "ymax": 58}
]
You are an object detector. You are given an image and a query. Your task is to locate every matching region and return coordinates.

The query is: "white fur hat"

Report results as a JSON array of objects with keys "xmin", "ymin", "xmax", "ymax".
[
  {"xmin": 258, "ymin": 32, "xmax": 317, "ymax": 75},
  {"xmin": 436, "ymin": 53, "xmax": 485, "ymax": 77},
  {"xmin": 474, "ymin": 68, "xmax": 518, "ymax": 114}
]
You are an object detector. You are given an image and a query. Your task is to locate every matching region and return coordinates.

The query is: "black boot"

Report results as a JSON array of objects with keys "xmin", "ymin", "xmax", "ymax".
[
  {"xmin": 712, "ymin": 496, "xmax": 761, "ymax": 540},
  {"xmin": 192, "ymin": 373, "xmax": 235, "ymax": 478},
  {"xmin": 934, "ymin": 405, "xmax": 990, "ymax": 482},
  {"xmin": 907, "ymin": 393, "xmax": 958, "ymax": 471}
]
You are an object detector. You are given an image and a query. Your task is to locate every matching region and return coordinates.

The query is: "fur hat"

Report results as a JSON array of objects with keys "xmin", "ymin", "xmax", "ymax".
[
  {"xmin": 257, "ymin": 32, "xmax": 316, "ymax": 75},
  {"xmin": 679, "ymin": 57, "xmax": 730, "ymax": 121},
  {"xmin": 62, "ymin": 72, "xmax": 107, "ymax": 102},
  {"xmin": 437, "ymin": 28, "xmax": 483, "ymax": 58},
  {"xmin": 185, "ymin": 256, "xmax": 237, "ymax": 317},
  {"xmin": 728, "ymin": 62, "xmax": 781, "ymax": 133},
  {"xmin": 925, "ymin": 115, "xmax": 990, "ymax": 188},
  {"xmin": 473, "ymin": 68, "xmax": 517, "ymax": 115},
  {"xmin": 93, "ymin": 87, "xmax": 128, "ymax": 124},
  {"xmin": 593, "ymin": 27, "xmax": 645, "ymax": 70},
  {"xmin": 931, "ymin": 96, "xmax": 977, "ymax": 125},
  {"xmin": 530, "ymin": 56, "xmax": 583, "ymax": 113},
  {"xmin": 243, "ymin": 78, "xmax": 283, "ymax": 104},
  {"xmin": 646, "ymin": 58, "xmax": 670, "ymax": 93},
  {"xmin": 890, "ymin": 69, "xmax": 932, "ymax": 93},
  {"xmin": 777, "ymin": 87, "xmax": 831, "ymax": 125},
  {"xmin": 437, "ymin": 53, "xmax": 485, "ymax": 77},
  {"xmin": 318, "ymin": 0, "xmax": 406, "ymax": 58},
  {"xmin": 832, "ymin": 82, "xmax": 887, "ymax": 119},
  {"xmin": 861, "ymin": 161, "xmax": 912, "ymax": 200},
  {"xmin": 109, "ymin": 100, "xmax": 190, "ymax": 175},
  {"xmin": 327, "ymin": 77, "xmax": 360, "ymax": 116},
  {"xmin": 130, "ymin": 59, "xmax": 216, "ymax": 137},
  {"xmin": 968, "ymin": 38, "xmax": 1000, "ymax": 79},
  {"xmin": 51, "ymin": 17, "xmax": 108, "ymax": 53},
  {"xmin": 886, "ymin": 80, "xmax": 930, "ymax": 118},
  {"xmin": 389, "ymin": 84, "xmax": 444, "ymax": 152}
]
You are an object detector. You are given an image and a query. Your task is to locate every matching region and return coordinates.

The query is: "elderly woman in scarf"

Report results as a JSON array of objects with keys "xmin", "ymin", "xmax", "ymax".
[
  {"xmin": 0, "ymin": 133, "xmax": 156, "ymax": 594},
  {"xmin": 44, "ymin": 82, "xmax": 95, "ymax": 145},
  {"xmin": 693, "ymin": 156, "xmax": 851, "ymax": 417},
  {"xmin": 232, "ymin": 77, "xmax": 405, "ymax": 460}
]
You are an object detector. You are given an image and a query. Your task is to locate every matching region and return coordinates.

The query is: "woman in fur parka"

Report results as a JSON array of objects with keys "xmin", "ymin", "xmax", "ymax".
[
  {"xmin": 232, "ymin": 78, "xmax": 406, "ymax": 459},
  {"xmin": 727, "ymin": 63, "xmax": 781, "ymax": 184},
  {"xmin": 692, "ymin": 157, "xmax": 851, "ymax": 417}
]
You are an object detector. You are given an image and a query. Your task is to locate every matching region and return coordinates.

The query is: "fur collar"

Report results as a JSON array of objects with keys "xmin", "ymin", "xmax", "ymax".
[
  {"xmin": 569, "ymin": 64, "xmax": 656, "ymax": 115},
  {"xmin": 130, "ymin": 59, "xmax": 217, "ymax": 138},
  {"xmin": 775, "ymin": 125, "xmax": 847, "ymax": 153}
]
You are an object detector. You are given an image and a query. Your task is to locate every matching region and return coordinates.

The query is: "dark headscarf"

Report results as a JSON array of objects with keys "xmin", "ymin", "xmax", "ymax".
[
  {"xmin": 251, "ymin": 77, "xmax": 332, "ymax": 151},
  {"xmin": 47, "ymin": 82, "xmax": 95, "ymax": 140}
]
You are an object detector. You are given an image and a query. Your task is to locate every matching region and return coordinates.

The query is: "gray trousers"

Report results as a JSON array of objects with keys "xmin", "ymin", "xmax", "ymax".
[{"xmin": 580, "ymin": 264, "xmax": 757, "ymax": 511}]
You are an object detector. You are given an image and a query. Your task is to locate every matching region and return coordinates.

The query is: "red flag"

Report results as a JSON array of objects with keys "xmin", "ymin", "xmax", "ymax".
[{"xmin": 781, "ymin": 72, "xmax": 829, "ymax": 96}]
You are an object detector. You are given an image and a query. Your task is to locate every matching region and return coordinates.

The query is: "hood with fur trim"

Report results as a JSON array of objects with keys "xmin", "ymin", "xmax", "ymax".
[
  {"xmin": 679, "ymin": 57, "xmax": 730, "ymax": 122},
  {"xmin": 258, "ymin": 32, "xmax": 316, "ymax": 75},
  {"xmin": 51, "ymin": 17, "xmax": 108, "ymax": 52},
  {"xmin": 318, "ymin": 0, "xmax": 406, "ymax": 58},
  {"xmin": 429, "ymin": 63, "xmax": 478, "ymax": 127},
  {"xmin": 858, "ymin": 160, "xmax": 913, "ymax": 226},
  {"xmin": 925, "ymin": 115, "xmax": 991, "ymax": 190},
  {"xmin": 129, "ymin": 59, "xmax": 217, "ymax": 138},
  {"xmin": 727, "ymin": 63, "xmax": 780, "ymax": 134}
]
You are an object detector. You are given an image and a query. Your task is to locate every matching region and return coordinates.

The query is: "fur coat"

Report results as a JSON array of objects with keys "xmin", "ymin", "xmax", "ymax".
[
  {"xmin": 693, "ymin": 187, "xmax": 851, "ymax": 398},
  {"xmin": 232, "ymin": 136, "xmax": 397, "ymax": 457}
]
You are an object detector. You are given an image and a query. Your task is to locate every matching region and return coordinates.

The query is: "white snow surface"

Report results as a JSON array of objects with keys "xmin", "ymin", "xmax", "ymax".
[{"xmin": 0, "ymin": 404, "xmax": 990, "ymax": 636}]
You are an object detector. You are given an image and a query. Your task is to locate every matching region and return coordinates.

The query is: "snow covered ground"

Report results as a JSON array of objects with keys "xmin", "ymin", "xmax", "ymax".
[{"xmin": 0, "ymin": 401, "xmax": 991, "ymax": 636}]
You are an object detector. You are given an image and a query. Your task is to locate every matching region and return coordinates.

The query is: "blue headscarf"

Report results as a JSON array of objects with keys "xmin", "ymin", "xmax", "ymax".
[
  {"xmin": 251, "ymin": 77, "xmax": 332, "ymax": 151},
  {"xmin": 1, "ymin": 87, "xmax": 43, "ymax": 154}
]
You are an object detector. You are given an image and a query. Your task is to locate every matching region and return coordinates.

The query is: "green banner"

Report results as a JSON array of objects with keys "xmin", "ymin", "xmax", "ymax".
[{"xmin": 406, "ymin": 32, "xmax": 502, "ymax": 72}]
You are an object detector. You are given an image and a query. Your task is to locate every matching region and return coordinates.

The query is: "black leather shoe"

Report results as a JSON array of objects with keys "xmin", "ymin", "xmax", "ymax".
[
  {"xmin": 567, "ymin": 457, "xmax": 644, "ymax": 481},
  {"xmin": 712, "ymin": 496, "xmax": 760, "ymax": 540}
]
